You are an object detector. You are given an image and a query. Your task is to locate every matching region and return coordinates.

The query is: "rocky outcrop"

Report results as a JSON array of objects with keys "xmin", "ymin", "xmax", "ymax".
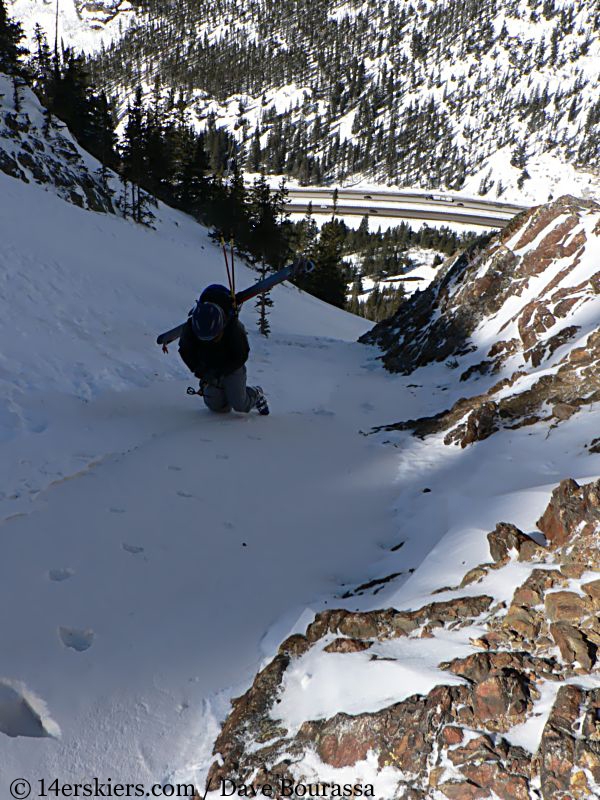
[
  {"xmin": 202, "ymin": 478, "xmax": 600, "ymax": 799},
  {"xmin": 74, "ymin": 0, "xmax": 133, "ymax": 27},
  {"xmin": 362, "ymin": 196, "xmax": 600, "ymax": 446},
  {"xmin": 538, "ymin": 686, "xmax": 600, "ymax": 799},
  {"xmin": 0, "ymin": 76, "xmax": 114, "ymax": 213}
]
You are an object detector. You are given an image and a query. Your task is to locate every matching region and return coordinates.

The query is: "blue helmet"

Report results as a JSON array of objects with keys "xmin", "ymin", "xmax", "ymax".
[{"xmin": 191, "ymin": 301, "xmax": 226, "ymax": 341}]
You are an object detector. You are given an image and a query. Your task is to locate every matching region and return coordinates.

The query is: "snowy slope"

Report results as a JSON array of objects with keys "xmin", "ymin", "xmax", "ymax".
[
  {"xmin": 3, "ymin": 163, "xmax": 600, "ymax": 798},
  {"xmin": 0, "ymin": 168, "xmax": 417, "ymax": 792}
]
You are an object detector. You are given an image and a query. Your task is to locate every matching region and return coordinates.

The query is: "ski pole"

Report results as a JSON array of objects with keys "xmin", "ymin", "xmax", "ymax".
[
  {"xmin": 230, "ymin": 237, "xmax": 237, "ymax": 310},
  {"xmin": 220, "ymin": 235, "xmax": 234, "ymax": 296}
]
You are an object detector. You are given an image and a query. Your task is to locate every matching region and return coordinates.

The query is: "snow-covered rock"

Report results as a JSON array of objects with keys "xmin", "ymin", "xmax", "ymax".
[
  {"xmin": 202, "ymin": 475, "xmax": 600, "ymax": 799},
  {"xmin": 362, "ymin": 194, "xmax": 600, "ymax": 443},
  {"xmin": 0, "ymin": 74, "xmax": 114, "ymax": 211}
]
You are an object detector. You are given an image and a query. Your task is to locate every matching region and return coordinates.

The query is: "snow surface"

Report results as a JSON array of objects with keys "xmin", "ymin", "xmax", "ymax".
[
  {"xmin": 0, "ymin": 168, "xmax": 423, "ymax": 790},
  {"xmin": 8, "ymin": 0, "xmax": 136, "ymax": 54},
  {"xmin": 275, "ymin": 632, "xmax": 470, "ymax": 737},
  {"xmin": 2, "ymin": 164, "xmax": 600, "ymax": 795},
  {"xmin": 354, "ymin": 247, "xmax": 447, "ymax": 299}
]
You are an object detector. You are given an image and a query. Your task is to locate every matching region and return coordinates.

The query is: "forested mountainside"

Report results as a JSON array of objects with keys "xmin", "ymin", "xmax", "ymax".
[{"xmin": 85, "ymin": 0, "xmax": 600, "ymax": 194}]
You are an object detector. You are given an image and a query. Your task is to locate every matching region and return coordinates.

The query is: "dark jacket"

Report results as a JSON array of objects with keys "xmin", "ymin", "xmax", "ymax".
[{"xmin": 178, "ymin": 317, "xmax": 250, "ymax": 380}]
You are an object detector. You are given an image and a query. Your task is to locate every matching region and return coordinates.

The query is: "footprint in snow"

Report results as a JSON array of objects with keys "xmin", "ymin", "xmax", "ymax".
[
  {"xmin": 361, "ymin": 401, "xmax": 374, "ymax": 412},
  {"xmin": 177, "ymin": 490, "xmax": 194, "ymax": 498},
  {"xmin": 109, "ymin": 507, "xmax": 126, "ymax": 514},
  {"xmin": 58, "ymin": 626, "xmax": 94, "ymax": 653},
  {"xmin": 216, "ymin": 454, "xmax": 229, "ymax": 460},
  {"xmin": 313, "ymin": 408, "xmax": 335, "ymax": 417},
  {"xmin": 48, "ymin": 568, "xmax": 74, "ymax": 582},
  {"xmin": 223, "ymin": 521, "xmax": 235, "ymax": 530},
  {"xmin": 168, "ymin": 465, "xmax": 182, "ymax": 472},
  {"xmin": 246, "ymin": 434, "xmax": 262, "ymax": 441},
  {"xmin": 122, "ymin": 543, "xmax": 144, "ymax": 555}
]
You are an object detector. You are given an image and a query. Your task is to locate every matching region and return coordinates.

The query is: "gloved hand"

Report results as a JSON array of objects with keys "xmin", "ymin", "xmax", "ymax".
[{"xmin": 199, "ymin": 370, "xmax": 220, "ymax": 387}]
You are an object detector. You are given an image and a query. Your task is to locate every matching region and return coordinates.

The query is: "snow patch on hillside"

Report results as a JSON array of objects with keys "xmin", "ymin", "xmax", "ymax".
[
  {"xmin": 464, "ymin": 147, "xmax": 600, "ymax": 205},
  {"xmin": 8, "ymin": 0, "xmax": 136, "ymax": 53}
]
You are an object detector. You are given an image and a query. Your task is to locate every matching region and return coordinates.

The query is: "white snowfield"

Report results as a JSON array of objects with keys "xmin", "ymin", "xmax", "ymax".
[
  {"xmin": 8, "ymin": 0, "xmax": 137, "ymax": 54},
  {"xmin": 1, "ymin": 166, "xmax": 599, "ymax": 797}
]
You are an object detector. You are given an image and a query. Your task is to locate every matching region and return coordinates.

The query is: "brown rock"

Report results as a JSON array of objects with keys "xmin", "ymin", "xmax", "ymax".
[
  {"xmin": 500, "ymin": 568, "xmax": 563, "ymax": 643},
  {"xmin": 278, "ymin": 634, "xmax": 311, "ymax": 658},
  {"xmin": 317, "ymin": 731, "xmax": 373, "ymax": 768},
  {"xmin": 444, "ymin": 651, "xmax": 558, "ymax": 685},
  {"xmin": 323, "ymin": 637, "xmax": 372, "ymax": 654},
  {"xmin": 439, "ymin": 781, "xmax": 490, "ymax": 799},
  {"xmin": 560, "ymin": 563, "xmax": 587, "ymax": 578},
  {"xmin": 460, "ymin": 565, "xmax": 489, "ymax": 587},
  {"xmin": 545, "ymin": 591, "xmax": 592, "ymax": 623},
  {"xmin": 441, "ymin": 725, "xmax": 464, "ymax": 746},
  {"xmin": 460, "ymin": 762, "xmax": 531, "ymax": 800},
  {"xmin": 549, "ymin": 622, "xmax": 596, "ymax": 669},
  {"xmin": 487, "ymin": 522, "xmax": 532, "ymax": 562},
  {"xmin": 472, "ymin": 672, "xmax": 530, "ymax": 730},
  {"xmin": 445, "ymin": 733, "xmax": 496, "ymax": 765},
  {"xmin": 552, "ymin": 402, "xmax": 577, "ymax": 421},
  {"xmin": 581, "ymin": 579, "xmax": 600, "ymax": 607},
  {"xmin": 537, "ymin": 478, "xmax": 600, "ymax": 548}
]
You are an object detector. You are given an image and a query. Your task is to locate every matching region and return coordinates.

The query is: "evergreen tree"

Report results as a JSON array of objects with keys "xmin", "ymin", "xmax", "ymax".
[
  {"xmin": 247, "ymin": 173, "xmax": 290, "ymax": 268},
  {"xmin": 0, "ymin": 0, "xmax": 26, "ymax": 76},
  {"xmin": 297, "ymin": 219, "xmax": 348, "ymax": 309},
  {"xmin": 175, "ymin": 128, "xmax": 210, "ymax": 212},
  {"xmin": 29, "ymin": 23, "xmax": 52, "ymax": 96},
  {"xmin": 255, "ymin": 259, "xmax": 273, "ymax": 337},
  {"xmin": 121, "ymin": 87, "xmax": 150, "ymax": 222}
]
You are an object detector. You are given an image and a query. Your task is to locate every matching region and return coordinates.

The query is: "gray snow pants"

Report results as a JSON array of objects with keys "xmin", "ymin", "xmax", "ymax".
[{"xmin": 202, "ymin": 366, "xmax": 258, "ymax": 414}]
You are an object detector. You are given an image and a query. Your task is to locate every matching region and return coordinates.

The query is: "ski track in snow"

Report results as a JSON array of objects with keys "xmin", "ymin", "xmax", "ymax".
[{"xmin": 1, "ymin": 169, "xmax": 599, "ymax": 790}]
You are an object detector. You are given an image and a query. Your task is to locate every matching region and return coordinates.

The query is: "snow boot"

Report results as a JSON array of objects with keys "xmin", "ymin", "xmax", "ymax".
[{"xmin": 253, "ymin": 386, "xmax": 270, "ymax": 416}]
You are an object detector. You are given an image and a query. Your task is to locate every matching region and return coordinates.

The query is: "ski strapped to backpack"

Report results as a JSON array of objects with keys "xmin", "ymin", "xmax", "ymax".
[{"xmin": 157, "ymin": 257, "xmax": 314, "ymax": 349}]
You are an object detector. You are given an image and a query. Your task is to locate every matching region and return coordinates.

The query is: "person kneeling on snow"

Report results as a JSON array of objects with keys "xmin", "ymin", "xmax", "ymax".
[{"xmin": 178, "ymin": 285, "xmax": 269, "ymax": 416}]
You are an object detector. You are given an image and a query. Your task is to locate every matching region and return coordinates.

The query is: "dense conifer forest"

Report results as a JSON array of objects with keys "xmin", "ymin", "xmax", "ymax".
[{"xmin": 87, "ymin": 0, "xmax": 600, "ymax": 189}]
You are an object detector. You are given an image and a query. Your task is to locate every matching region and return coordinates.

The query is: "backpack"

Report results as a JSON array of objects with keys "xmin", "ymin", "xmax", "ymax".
[{"xmin": 199, "ymin": 284, "xmax": 237, "ymax": 319}]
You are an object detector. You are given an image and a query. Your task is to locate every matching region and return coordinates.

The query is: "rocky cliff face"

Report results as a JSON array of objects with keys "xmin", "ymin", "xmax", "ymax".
[
  {"xmin": 74, "ymin": 0, "xmax": 129, "ymax": 27},
  {"xmin": 197, "ymin": 196, "xmax": 600, "ymax": 800},
  {"xmin": 0, "ymin": 75, "xmax": 114, "ymax": 213},
  {"xmin": 202, "ymin": 478, "xmax": 600, "ymax": 799},
  {"xmin": 361, "ymin": 195, "xmax": 600, "ymax": 448}
]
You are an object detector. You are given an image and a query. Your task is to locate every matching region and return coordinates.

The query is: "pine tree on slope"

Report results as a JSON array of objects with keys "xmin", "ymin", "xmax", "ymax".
[{"xmin": 0, "ymin": 0, "xmax": 26, "ymax": 76}]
